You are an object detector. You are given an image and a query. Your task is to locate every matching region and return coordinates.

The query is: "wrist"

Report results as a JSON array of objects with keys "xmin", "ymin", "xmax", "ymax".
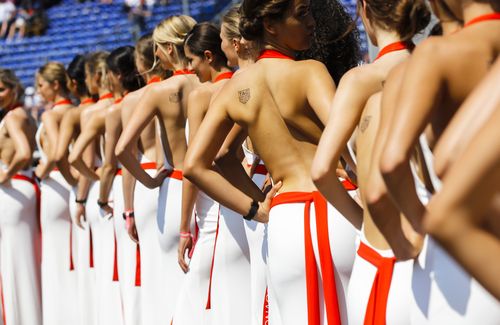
[
  {"xmin": 180, "ymin": 231, "xmax": 192, "ymax": 238},
  {"xmin": 243, "ymin": 199, "xmax": 259, "ymax": 221},
  {"xmin": 75, "ymin": 197, "xmax": 87, "ymax": 205},
  {"xmin": 97, "ymin": 199, "xmax": 109, "ymax": 208},
  {"xmin": 122, "ymin": 209, "xmax": 134, "ymax": 220}
]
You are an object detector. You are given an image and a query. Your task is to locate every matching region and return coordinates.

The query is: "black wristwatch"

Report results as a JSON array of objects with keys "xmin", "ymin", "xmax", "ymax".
[
  {"xmin": 75, "ymin": 197, "xmax": 87, "ymax": 204},
  {"xmin": 243, "ymin": 200, "xmax": 259, "ymax": 221},
  {"xmin": 122, "ymin": 210, "xmax": 135, "ymax": 220},
  {"xmin": 97, "ymin": 200, "xmax": 109, "ymax": 208}
]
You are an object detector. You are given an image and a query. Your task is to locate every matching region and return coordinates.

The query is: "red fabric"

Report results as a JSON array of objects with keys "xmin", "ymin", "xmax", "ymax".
[
  {"xmin": 464, "ymin": 13, "xmax": 500, "ymax": 27},
  {"xmin": 89, "ymin": 227, "xmax": 94, "ymax": 268},
  {"xmin": 0, "ymin": 273, "xmax": 5, "ymax": 325},
  {"xmin": 147, "ymin": 76, "xmax": 161, "ymax": 84},
  {"xmin": 357, "ymin": 242, "xmax": 396, "ymax": 325},
  {"xmin": 98, "ymin": 93, "xmax": 114, "ymax": 101},
  {"xmin": 254, "ymin": 164, "xmax": 268, "ymax": 176},
  {"xmin": 112, "ymin": 231, "xmax": 119, "ymax": 281},
  {"xmin": 342, "ymin": 178, "xmax": 358, "ymax": 191},
  {"xmin": 270, "ymin": 191, "xmax": 341, "ymax": 325},
  {"xmin": 205, "ymin": 208, "xmax": 221, "ymax": 309},
  {"xmin": 69, "ymin": 222, "xmax": 75, "ymax": 271},
  {"xmin": 258, "ymin": 49, "xmax": 294, "ymax": 60},
  {"xmin": 114, "ymin": 97, "xmax": 123, "ymax": 104},
  {"xmin": 80, "ymin": 98, "xmax": 96, "ymax": 105},
  {"xmin": 214, "ymin": 71, "xmax": 234, "ymax": 83},
  {"xmin": 116, "ymin": 162, "xmax": 157, "ymax": 175},
  {"xmin": 135, "ymin": 244, "xmax": 141, "ymax": 286},
  {"xmin": 53, "ymin": 99, "xmax": 72, "ymax": 107},
  {"xmin": 262, "ymin": 287, "xmax": 269, "ymax": 325},
  {"xmin": 173, "ymin": 69, "xmax": 195, "ymax": 76},
  {"xmin": 374, "ymin": 41, "xmax": 414, "ymax": 62}
]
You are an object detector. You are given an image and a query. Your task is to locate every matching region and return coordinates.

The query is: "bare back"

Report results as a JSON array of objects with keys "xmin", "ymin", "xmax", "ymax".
[
  {"xmin": 0, "ymin": 108, "xmax": 36, "ymax": 168},
  {"xmin": 222, "ymin": 58, "xmax": 334, "ymax": 192}
]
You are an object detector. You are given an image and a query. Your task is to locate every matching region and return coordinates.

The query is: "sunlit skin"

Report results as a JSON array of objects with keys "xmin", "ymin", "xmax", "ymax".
[
  {"xmin": 67, "ymin": 66, "xmax": 114, "ymax": 227},
  {"xmin": 423, "ymin": 57, "xmax": 500, "ymax": 300},
  {"xmin": 312, "ymin": 0, "xmax": 429, "ymax": 259},
  {"xmin": 0, "ymin": 82, "xmax": 36, "ymax": 184},
  {"xmin": 115, "ymin": 39, "xmax": 200, "ymax": 242},
  {"xmin": 34, "ymin": 74, "xmax": 76, "ymax": 185},
  {"xmin": 177, "ymin": 41, "xmax": 233, "ymax": 272},
  {"xmin": 183, "ymin": 0, "xmax": 362, "ymax": 226}
]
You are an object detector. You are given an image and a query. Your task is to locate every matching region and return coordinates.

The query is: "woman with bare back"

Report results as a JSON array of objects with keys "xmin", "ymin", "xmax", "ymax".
[
  {"xmin": 172, "ymin": 21, "xmax": 238, "ymax": 325},
  {"xmin": 182, "ymin": 0, "xmax": 360, "ymax": 323},
  {"xmin": 378, "ymin": 0, "xmax": 500, "ymax": 322},
  {"xmin": 34, "ymin": 62, "xmax": 81, "ymax": 324},
  {"xmin": 115, "ymin": 15, "xmax": 199, "ymax": 324},
  {"xmin": 311, "ymin": 0, "xmax": 431, "ymax": 323},
  {"xmin": 0, "ymin": 68, "xmax": 41, "ymax": 325},
  {"xmin": 116, "ymin": 34, "xmax": 166, "ymax": 325}
]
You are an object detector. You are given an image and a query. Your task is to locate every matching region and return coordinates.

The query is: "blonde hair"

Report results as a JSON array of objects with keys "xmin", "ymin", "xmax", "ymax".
[
  {"xmin": 152, "ymin": 15, "xmax": 196, "ymax": 65},
  {"xmin": 85, "ymin": 51, "xmax": 110, "ymax": 90},
  {"xmin": 0, "ymin": 69, "xmax": 24, "ymax": 104},
  {"xmin": 222, "ymin": 5, "xmax": 241, "ymax": 40},
  {"xmin": 37, "ymin": 61, "xmax": 71, "ymax": 95}
]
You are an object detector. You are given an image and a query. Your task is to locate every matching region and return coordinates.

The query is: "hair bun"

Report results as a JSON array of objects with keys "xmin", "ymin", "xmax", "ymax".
[
  {"xmin": 395, "ymin": 0, "xmax": 431, "ymax": 41},
  {"xmin": 239, "ymin": 15, "xmax": 263, "ymax": 41}
]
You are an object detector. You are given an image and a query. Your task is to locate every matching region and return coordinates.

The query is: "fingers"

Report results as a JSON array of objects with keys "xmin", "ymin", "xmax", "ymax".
[
  {"xmin": 266, "ymin": 181, "xmax": 282, "ymax": 201},
  {"xmin": 177, "ymin": 239, "xmax": 191, "ymax": 273}
]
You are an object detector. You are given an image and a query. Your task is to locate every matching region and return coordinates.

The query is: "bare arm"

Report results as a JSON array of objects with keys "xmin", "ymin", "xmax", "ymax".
[
  {"xmin": 424, "ymin": 102, "xmax": 500, "ymax": 300},
  {"xmin": 55, "ymin": 108, "xmax": 80, "ymax": 161},
  {"xmin": 35, "ymin": 111, "xmax": 60, "ymax": 179},
  {"xmin": 68, "ymin": 109, "xmax": 103, "ymax": 180},
  {"xmin": 433, "ymin": 57, "xmax": 500, "ymax": 178},
  {"xmin": 98, "ymin": 106, "xmax": 121, "ymax": 214},
  {"xmin": 308, "ymin": 62, "xmax": 364, "ymax": 228},
  {"xmin": 0, "ymin": 111, "xmax": 32, "ymax": 182},
  {"xmin": 115, "ymin": 86, "xmax": 165, "ymax": 188},
  {"xmin": 379, "ymin": 41, "xmax": 442, "ymax": 225}
]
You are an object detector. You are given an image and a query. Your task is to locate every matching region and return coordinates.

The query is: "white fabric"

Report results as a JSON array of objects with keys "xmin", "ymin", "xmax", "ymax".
[
  {"xmin": 40, "ymin": 171, "xmax": 78, "ymax": 325},
  {"xmin": 0, "ymin": 172, "xmax": 42, "ymax": 325},
  {"xmin": 410, "ymin": 236, "xmax": 500, "ymax": 324},
  {"xmin": 346, "ymin": 232, "xmax": 413, "ymax": 324},
  {"xmin": 267, "ymin": 197, "xmax": 356, "ymax": 325},
  {"xmin": 0, "ymin": 2, "xmax": 15, "ymax": 23},
  {"xmin": 173, "ymin": 191, "xmax": 219, "ymax": 324},
  {"xmin": 209, "ymin": 206, "xmax": 252, "ymax": 325}
]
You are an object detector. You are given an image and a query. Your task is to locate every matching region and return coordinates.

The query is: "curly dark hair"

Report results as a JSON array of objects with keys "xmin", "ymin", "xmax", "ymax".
[{"xmin": 297, "ymin": 0, "xmax": 361, "ymax": 85}]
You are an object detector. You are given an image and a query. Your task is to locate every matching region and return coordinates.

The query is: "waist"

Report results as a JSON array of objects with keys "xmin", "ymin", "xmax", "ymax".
[{"xmin": 116, "ymin": 162, "xmax": 157, "ymax": 175}]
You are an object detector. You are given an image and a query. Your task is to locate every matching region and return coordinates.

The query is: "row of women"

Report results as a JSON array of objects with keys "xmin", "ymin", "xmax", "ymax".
[{"xmin": 1, "ymin": 0, "xmax": 500, "ymax": 323}]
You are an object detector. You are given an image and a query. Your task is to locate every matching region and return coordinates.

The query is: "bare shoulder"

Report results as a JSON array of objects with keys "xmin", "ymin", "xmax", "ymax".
[
  {"xmin": 188, "ymin": 82, "xmax": 213, "ymax": 102},
  {"xmin": 122, "ymin": 87, "xmax": 144, "ymax": 105},
  {"xmin": 6, "ymin": 107, "xmax": 29, "ymax": 125}
]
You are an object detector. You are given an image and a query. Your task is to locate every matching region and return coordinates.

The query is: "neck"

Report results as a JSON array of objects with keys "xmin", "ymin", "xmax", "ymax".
[
  {"xmin": 237, "ymin": 57, "xmax": 255, "ymax": 69},
  {"xmin": 211, "ymin": 66, "xmax": 232, "ymax": 82},
  {"xmin": 145, "ymin": 74, "xmax": 161, "ymax": 83},
  {"xmin": 262, "ymin": 41, "xmax": 296, "ymax": 59},
  {"xmin": 98, "ymin": 88, "xmax": 112, "ymax": 97},
  {"xmin": 374, "ymin": 30, "xmax": 403, "ymax": 50},
  {"xmin": 442, "ymin": 20, "xmax": 462, "ymax": 35},
  {"xmin": 170, "ymin": 59, "xmax": 188, "ymax": 72},
  {"xmin": 53, "ymin": 94, "xmax": 67, "ymax": 104},
  {"xmin": 462, "ymin": 1, "xmax": 497, "ymax": 25}
]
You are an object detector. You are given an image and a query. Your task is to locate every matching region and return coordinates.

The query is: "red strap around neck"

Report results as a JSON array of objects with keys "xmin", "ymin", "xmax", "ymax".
[
  {"xmin": 98, "ymin": 93, "xmax": 113, "ymax": 101},
  {"xmin": 54, "ymin": 98, "xmax": 72, "ymax": 107},
  {"xmin": 173, "ymin": 69, "xmax": 195, "ymax": 76},
  {"xmin": 374, "ymin": 41, "xmax": 414, "ymax": 62},
  {"xmin": 258, "ymin": 49, "xmax": 295, "ymax": 61},
  {"xmin": 464, "ymin": 13, "xmax": 500, "ymax": 28},
  {"xmin": 214, "ymin": 71, "xmax": 234, "ymax": 83},
  {"xmin": 80, "ymin": 98, "xmax": 96, "ymax": 106},
  {"xmin": 147, "ymin": 76, "xmax": 162, "ymax": 85},
  {"xmin": 7, "ymin": 102, "xmax": 22, "ymax": 111}
]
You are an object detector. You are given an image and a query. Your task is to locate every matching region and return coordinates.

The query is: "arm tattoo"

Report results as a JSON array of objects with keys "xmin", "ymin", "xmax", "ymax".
[
  {"xmin": 238, "ymin": 88, "xmax": 250, "ymax": 104},
  {"xmin": 169, "ymin": 92, "xmax": 181, "ymax": 103},
  {"xmin": 359, "ymin": 115, "xmax": 372, "ymax": 133}
]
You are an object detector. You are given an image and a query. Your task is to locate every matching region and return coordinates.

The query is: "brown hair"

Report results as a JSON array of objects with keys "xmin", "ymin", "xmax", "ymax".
[
  {"xmin": 239, "ymin": 0, "xmax": 292, "ymax": 41},
  {"xmin": 0, "ymin": 68, "xmax": 24, "ymax": 104},
  {"xmin": 359, "ymin": 0, "xmax": 431, "ymax": 41},
  {"xmin": 135, "ymin": 33, "xmax": 167, "ymax": 78},
  {"xmin": 85, "ymin": 51, "xmax": 110, "ymax": 90},
  {"xmin": 222, "ymin": 5, "xmax": 242, "ymax": 40},
  {"xmin": 37, "ymin": 61, "xmax": 71, "ymax": 96}
]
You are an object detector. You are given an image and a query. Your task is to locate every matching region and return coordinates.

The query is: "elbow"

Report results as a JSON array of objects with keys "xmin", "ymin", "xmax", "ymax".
[
  {"xmin": 114, "ymin": 141, "xmax": 127, "ymax": 160},
  {"xmin": 423, "ymin": 198, "xmax": 453, "ymax": 243},
  {"xmin": 183, "ymin": 155, "xmax": 200, "ymax": 183},
  {"xmin": 311, "ymin": 158, "xmax": 334, "ymax": 189},
  {"xmin": 16, "ymin": 151, "xmax": 32, "ymax": 166},
  {"xmin": 433, "ymin": 151, "xmax": 450, "ymax": 180},
  {"xmin": 379, "ymin": 144, "xmax": 408, "ymax": 183},
  {"xmin": 68, "ymin": 152, "xmax": 78, "ymax": 166},
  {"xmin": 54, "ymin": 147, "xmax": 66, "ymax": 162}
]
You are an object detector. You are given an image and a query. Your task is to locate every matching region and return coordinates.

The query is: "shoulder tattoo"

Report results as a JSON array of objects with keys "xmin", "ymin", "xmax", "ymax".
[
  {"xmin": 359, "ymin": 115, "xmax": 372, "ymax": 133},
  {"xmin": 169, "ymin": 92, "xmax": 182, "ymax": 103},
  {"xmin": 238, "ymin": 88, "xmax": 250, "ymax": 104}
]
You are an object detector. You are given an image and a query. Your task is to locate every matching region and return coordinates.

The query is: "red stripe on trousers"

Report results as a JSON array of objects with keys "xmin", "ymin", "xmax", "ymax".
[
  {"xmin": 89, "ymin": 227, "xmax": 94, "ymax": 268},
  {"xmin": 270, "ymin": 191, "xmax": 341, "ymax": 325},
  {"xmin": 112, "ymin": 231, "xmax": 119, "ymax": 281},
  {"xmin": 69, "ymin": 223, "xmax": 75, "ymax": 271},
  {"xmin": 263, "ymin": 287, "xmax": 269, "ymax": 325},
  {"xmin": 357, "ymin": 242, "xmax": 396, "ymax": 325},
  {"xmin": 11, "ymin": 174, "xmax": 41, "ymax": 325},
  {"xmin": 205, "ymin": 207, "xmax": 220, "ymax": 309},
  {"xmin": 135, "ymin": 244, "xmax": 141, "ymax": 286}
]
